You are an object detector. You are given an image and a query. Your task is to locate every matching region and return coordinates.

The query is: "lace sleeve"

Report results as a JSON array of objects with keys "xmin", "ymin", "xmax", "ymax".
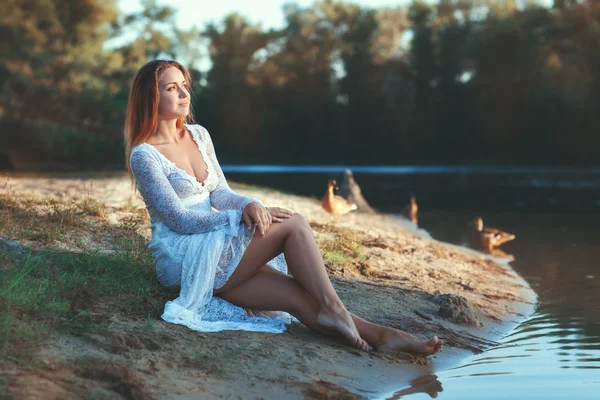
[
  {"xmin": 130, "ymin": 147, "xmax": 244, "ymax": 235},
  {"xmin": 201, "ymin": 126, "xmax": 263, "ymax": 211}
]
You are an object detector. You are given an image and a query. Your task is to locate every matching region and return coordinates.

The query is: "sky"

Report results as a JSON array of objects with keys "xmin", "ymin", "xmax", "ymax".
[{"xmin": 118, "ymin": 0, "xmax": 409, "ymax": 31}]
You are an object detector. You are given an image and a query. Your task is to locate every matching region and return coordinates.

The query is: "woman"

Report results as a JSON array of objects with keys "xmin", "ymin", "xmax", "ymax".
[{"xmin": 125, "ymin": 59, "xmax": 443, "ymax": 355}]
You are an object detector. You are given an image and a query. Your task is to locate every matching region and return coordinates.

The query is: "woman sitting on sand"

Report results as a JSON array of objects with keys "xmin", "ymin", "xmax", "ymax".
[{"xmin": 125, "ymin": 59, "xmax": 443, "ymax": 355}]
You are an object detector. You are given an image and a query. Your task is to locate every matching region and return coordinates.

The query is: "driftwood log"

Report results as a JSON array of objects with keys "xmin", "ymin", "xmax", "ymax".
[{"xmin": 337, "ymin": 169, "xmax": 377, "ymax": 214}]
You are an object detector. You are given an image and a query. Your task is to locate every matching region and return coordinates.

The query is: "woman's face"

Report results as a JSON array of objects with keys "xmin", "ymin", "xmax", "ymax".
[{"xmin": 157, "ymin": 66, "xmax": 190, "ymax": 119}]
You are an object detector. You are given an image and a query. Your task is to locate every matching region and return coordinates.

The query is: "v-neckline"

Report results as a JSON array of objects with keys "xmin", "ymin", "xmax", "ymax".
[{"xmin": 141, "ymin": 125, "xmax": 210, "ymax": 188}]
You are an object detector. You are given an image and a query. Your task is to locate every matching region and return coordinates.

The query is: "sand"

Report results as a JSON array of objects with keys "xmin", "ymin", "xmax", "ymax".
[{"xmin": 0, "ymin": 173, "xmax": 537, "ymax": 399}]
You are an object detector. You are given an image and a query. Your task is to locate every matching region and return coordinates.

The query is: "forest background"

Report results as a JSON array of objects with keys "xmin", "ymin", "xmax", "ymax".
[{"xmin": 1, "ymin": 0, "xmax": 599, "ymax": 170}]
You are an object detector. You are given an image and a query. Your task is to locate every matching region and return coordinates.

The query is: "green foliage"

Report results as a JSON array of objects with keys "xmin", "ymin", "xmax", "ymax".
[
  {"xmin": 1, "ymin": 0, "xmax": 600, "ymax": 168},
  {"xmin": 0, "ymin": 0, "xmax": 199, "ymax": 170}
]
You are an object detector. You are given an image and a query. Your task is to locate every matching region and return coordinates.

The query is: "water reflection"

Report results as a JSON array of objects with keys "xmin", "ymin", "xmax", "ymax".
[
  {"xmin": 385, "ymin": 211, "xmax": 600, "ymax": 399},
  {"xmin": 386, "ymin": 374, "xmax": 444, "ymax": 399},
  {"xmin": 390, "ymin": 312, "xmax": 600, "ymax": 398},
  {"xmin": 488, "ymin": 248, "xmax": 515, "ymax": 261}
]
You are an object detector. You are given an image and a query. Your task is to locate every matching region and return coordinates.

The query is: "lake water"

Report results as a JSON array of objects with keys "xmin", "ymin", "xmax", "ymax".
[
  {"xmin": 396, "ymin": 210, "xmax": 600, "ymax": 400},
  {"xmin": 225, "ymin": 166, "xmax": 600, "ymax": 400}
]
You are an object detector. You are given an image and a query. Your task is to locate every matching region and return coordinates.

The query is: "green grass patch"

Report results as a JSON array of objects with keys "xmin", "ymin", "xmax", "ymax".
[
  {"xmin": 0, "ymin": 234, "xmax": 174, "ymax": 365},
  {"xmin": 78, "ymin": 198, "xmax": 109, "ymax": 219},
  {"xmin": 0, "ymin": 191, "xmax": 177, "ymax": 367},
  {"xmin": 311, "ymin": 222, "xmax": 364, "ymax": 271},
  {"xmin": 320, "ymin": 238, "xmax": 362, "ymax": 266}
]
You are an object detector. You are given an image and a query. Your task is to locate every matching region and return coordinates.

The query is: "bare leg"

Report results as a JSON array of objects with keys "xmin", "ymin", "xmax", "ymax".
[
  {"xmin": 217, "ymin": 268, "xmax": 443, "ymax": 356},
  {"xmin": 216, "ymin": 214, "xmax": 369, "ymax": 351}
]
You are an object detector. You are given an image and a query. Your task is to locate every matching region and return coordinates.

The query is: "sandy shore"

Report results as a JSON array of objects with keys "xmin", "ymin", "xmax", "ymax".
[{"xmin": 0, "ymin": 173, "xmax": 537, "ymax": 399}]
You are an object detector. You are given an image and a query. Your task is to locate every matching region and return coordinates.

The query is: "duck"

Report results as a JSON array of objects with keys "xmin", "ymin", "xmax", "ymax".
[
  {"xmin": 402, "ymin": 192, "xmax": 418, "ymax": 224},
  {"xmin": 321, "ymin": 179, "xmax": 357, "ymax": 220},
  {"xmin": 471, "ymin": 216, "xmax": 516, "ymax": 253}
]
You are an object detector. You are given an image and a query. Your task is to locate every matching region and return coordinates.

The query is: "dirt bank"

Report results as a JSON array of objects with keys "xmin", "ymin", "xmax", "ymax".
[{"xmin": 0, "ymin": 173, "xmax": 536, "ymax": 399}]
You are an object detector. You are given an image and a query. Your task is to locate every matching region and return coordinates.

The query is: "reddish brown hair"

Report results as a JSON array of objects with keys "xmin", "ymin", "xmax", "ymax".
[{"xmin": 124, "ymin": 59, "xmax": 195, "ymax": 179}]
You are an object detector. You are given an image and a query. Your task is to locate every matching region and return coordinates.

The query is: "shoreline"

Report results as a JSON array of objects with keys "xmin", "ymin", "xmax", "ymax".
[
  {"xmin": 0, "ymin": 173, "xmax": 537, "ymax": 399},
  {"xmin": 236, "ymin": 182, "xmax": 537, "ymax": 398}
]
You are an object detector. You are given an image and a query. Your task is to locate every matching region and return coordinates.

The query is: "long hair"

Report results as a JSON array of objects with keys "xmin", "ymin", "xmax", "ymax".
[{"xmin": 124, "ymin": 59, "xmax": 195, "ymax": 181}]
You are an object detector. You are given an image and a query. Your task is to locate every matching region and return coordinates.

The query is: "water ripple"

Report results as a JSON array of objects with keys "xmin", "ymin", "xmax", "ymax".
[{"xmin": 394, "ymin": 311, "xmax": 600, "ymax": 399}]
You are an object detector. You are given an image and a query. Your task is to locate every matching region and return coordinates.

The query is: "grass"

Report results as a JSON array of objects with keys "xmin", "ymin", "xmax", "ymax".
[
  {"xmin": 78, "ymin": 197, "xmax": 109, "ymax": 219},
  {"xmin": 0, "ymin": 243, "xmax": 175, "ymax": 365},
  {"xmin": 0, "ymin": 191, "xmax": 176, "ymax": 366},
  {"xmin": 0, "ymin": 194, "xmax": 83, "ymax": 245},
  {"xmin": 310, "ymin": 222, "xmax": 365, "ymax": 271}
]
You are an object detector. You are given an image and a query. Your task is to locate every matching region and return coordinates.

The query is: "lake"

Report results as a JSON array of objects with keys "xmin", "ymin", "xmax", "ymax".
[{"xmin": 225, "ymin": 165, "xmax": 600, "ymax": 399}]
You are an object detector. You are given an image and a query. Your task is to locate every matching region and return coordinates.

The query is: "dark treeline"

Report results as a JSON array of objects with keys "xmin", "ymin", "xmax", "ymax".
[{"xmin": 1, "ymin": 0, "xmax": 599, "ymax": 170}]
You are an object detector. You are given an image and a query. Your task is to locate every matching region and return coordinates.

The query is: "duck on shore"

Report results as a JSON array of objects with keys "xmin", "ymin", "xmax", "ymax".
[
  {"xmin": 321, "ymin": 179, "xmax": 357, "ymax": 221},
  {"xmin": 471, "ymin": 216, "xmax": 516, "ymax": 253},
  {"xmin": 402, "ymin": 192, "xmax": 418, "ymax": 224}
]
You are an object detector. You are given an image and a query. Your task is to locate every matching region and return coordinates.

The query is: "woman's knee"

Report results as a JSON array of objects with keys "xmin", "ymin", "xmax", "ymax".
[
  {"xmin": 270, "ymin": 213, "xmax": 312, "ymax": 242},
  {"xmin": 284, "ymin": 213, "xmax": 312, "ymax": 233}
]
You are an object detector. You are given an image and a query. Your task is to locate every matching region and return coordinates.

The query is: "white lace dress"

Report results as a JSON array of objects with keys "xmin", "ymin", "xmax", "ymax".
[{"xmin": 129, "ymin": 123, "xmax": 292, "ymax": 333}]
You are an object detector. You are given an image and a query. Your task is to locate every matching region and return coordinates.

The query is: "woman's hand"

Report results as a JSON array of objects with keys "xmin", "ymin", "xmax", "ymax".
[
  {"xmin": 242, "ymin": 202, "xmax": 272, "ymax": 236},
  {"xmin": 266, "ymin": 207, "xmax": 294, "ymax": 223},
  {"xmin": 241, "ymin": 203, "xmax": 294, "ymax": 236}
]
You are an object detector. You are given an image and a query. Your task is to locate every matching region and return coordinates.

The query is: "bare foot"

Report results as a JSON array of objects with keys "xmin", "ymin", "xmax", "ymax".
[
  {"xmin": 317, "ymin": 305, "xmax": 372, "ymax": 352},
  {"xmin": 377, "ymin": 329, "xmax": 443, "ymax": 356}
]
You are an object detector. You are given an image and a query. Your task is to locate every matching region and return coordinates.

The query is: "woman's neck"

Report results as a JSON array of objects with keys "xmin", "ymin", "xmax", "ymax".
[{"xmin": 153, "ymin": 119, "xmax": 184, "ymax": 144}]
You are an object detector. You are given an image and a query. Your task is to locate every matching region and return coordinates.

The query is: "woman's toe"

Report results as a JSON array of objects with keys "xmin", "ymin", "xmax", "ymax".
[{"xmin": 354, "ymin": 337, "xmax": 368, "ymax": 352}]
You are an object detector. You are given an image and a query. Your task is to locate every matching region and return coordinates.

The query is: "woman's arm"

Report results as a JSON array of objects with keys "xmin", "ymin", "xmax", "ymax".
[
  {"xmin": 130, "ymin": 147, "xmax": 244, "ymax": 235},
  {"xmin": 201, "ymin": 126, "xmax": 263, "ymax": 211}
]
